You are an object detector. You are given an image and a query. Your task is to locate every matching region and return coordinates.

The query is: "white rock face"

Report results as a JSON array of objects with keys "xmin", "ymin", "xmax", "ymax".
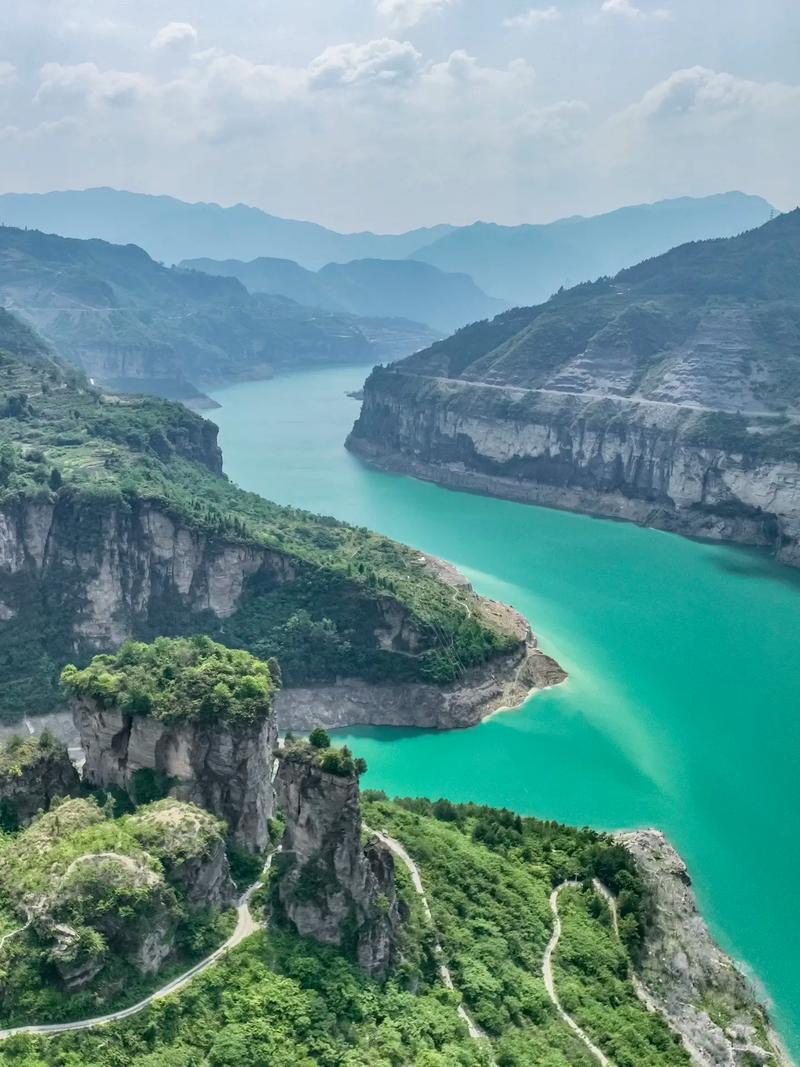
[
  {"xmin": 349, "ymin": 376, "xmax": 800, "ymax": 566},
  {"xmin": 0, "ymin": 496, "xmax": 298, "ymax": 651}
]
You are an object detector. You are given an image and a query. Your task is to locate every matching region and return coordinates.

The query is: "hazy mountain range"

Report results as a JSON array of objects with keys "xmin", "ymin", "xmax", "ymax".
[
  {"xmin": 0, "ymin": 189, "xmax": 774, "ymax": 312},
  {"xmin": 0, "ymin": 225, "xmax": 437, "ymax": 404},
  {"xmin": 180, "ymin": 256, "xmax": 505, "ymax": 335}
]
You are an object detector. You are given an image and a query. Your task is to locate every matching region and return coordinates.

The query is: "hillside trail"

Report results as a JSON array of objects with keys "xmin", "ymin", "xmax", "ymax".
[
  {"xmin": 0, "ymin": 850, "xmax": 278, "ymax": 1041},
  {"xmin": 371, "ymin": 829, "xmax": 498, "ymax": 1064}
]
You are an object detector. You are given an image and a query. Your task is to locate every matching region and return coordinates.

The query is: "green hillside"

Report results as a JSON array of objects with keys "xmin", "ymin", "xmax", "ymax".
[
  {"xmin": 0, "ymin": 313, "xmax": 516, "ymax": 719},
  {"xmin": 0, "ymin": 226, "xmax": 435, "ymax": 401}
]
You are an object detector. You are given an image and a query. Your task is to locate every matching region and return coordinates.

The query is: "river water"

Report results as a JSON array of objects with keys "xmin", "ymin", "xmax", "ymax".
[{"xmin": 210, "ymin": 365, "xmax": 800, "ymax": 1055}]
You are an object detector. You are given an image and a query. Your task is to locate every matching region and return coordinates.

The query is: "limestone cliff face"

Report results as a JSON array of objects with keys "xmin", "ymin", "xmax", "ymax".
[
  {"xmin": 0, "ymin": 740, "xmax": 80, "ymax": 826},
  {"xmin": 273, "ymin": 750, "xmax": 400, "ymax": 977},
  {"xmin": 0, "ymin": 495, "xmax": 296, "ymax": 651},
  {"xmin": 617, "ymin": 830, "xmax": 794, "ymax": 1067},
  {"xmin": 74, "ymin": 697, "xmax": 276, "ymax": 852},
  {"xmin": 348, "ymin": 372, "xmax": 800, "ymax": 566},
  {"xmin": 0, "ymin": 492, "xmax": 561, "ymax": 730}
]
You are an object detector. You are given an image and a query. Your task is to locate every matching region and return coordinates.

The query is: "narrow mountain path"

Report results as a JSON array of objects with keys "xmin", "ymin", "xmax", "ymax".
[
  {"xmin": 0, "ymin": 916, "xmax": 31, "ymax": 953},
  {"xmin": 544, "ymin": 881, "xmax": 613, "ymax": 1067},
  {"xmin": 371, "ymin": 829, "xmax": 498, "ymax": 1063},
  {"xmin": 0, "ymin": 852, "xmax": 278, "ymax": 1041}
]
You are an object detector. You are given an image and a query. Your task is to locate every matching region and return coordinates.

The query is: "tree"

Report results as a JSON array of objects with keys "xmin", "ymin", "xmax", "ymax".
[{"xmin": 309, "ymin": 728, "xmax": 331, "ymax": 750}]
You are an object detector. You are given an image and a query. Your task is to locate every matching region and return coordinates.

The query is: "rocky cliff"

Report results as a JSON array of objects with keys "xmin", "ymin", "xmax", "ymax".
[
  {"xmin": 0, "ymin": 734, "xmax": 80, "ymax": 828},
  {"xmin": 72, "ymin": 695, "xmax": 275, "ymax": 853},
  {"xmin": 349, "ymin": 372, "xmax": 800, "ymax": 565},
  {"xmin": 617, "ymin": 830, "xmax": 793, "ymax": 1067},
  {"xmin": 273, "ymin": 741, "xmax": 401, "ymax": 977},
  {"xmin": 348, "ymin": 212, "xmax": 800, "ymax": 566},
  {"xmin": 0, "ymin": 493, "xmax": 562, "ymax": 729}
]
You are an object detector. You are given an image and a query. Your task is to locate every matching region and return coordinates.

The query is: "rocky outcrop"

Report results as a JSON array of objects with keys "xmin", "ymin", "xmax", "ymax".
[
  {"xmin": 616, "ymin": 830, "xmax": 794, "ymax": 1067},
  {"xmin": 348, "ymin": 371, "xmax": 800, "ymax": 566},
  {"xmin": 273, "ymin": 745, "xmax": 401, "ymax": 977},
  {"xmin": 1, "ymin": 797, "xmax": 236, "ymax": 994},
  {"xmin": 127, "ymin": 799, "xmax": 236, "ymax": 908},
  {"xmin": 0, "ymin": 735, "xmax": 81, "ymax": 826},
  {"xmin": 74, "ymin": 698, "xmax": 276, "ymax": 852},
  {"xmin": 275, "ymin": 632, "xmax": 564, "ymax": 731}
]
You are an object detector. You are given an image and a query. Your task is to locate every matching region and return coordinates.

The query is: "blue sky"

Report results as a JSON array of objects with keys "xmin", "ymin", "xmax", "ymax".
[{"xmin": 0, "ymin": 0, "xmax": 798, "ymax": 230}]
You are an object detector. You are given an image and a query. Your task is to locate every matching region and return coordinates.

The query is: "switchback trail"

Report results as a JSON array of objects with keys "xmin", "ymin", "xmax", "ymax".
[
  {"xmin": 0, "ymin": 852, "xmax": 277, "ymax": 1041},
  {"xmin": 372, "ymin": 829, "xmax": 498, "ymax": 1064},
  {"xmin": 544, "ymin": 881, "xmax": 613, "ymax": 1066}
]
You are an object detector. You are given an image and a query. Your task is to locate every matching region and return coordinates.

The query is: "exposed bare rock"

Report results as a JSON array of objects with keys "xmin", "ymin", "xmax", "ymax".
[
  {"xmin": 0, "ymin": 735, "xmax": 81, "ymax": 827},
  {"xmin": 74, "ymin": 697, "xmax": 276, "ymax": 853},
  {"xmin": 0, "ymin": 492, "xmax": 560, "ymax": 730},
  {"xmin": 127, "ymin": 799, "xmax": 236, "ymax": 908},
  {"xmin": 273, "ymin": 742, "xmax": 401, "ymax": 977},
  {"xmin": 616, "ymin": 829, "xmax": 794, "ymax": 1067},
  {"xmin": 348, "ymin": 376, "xmax": 800, "ymax": 566}
]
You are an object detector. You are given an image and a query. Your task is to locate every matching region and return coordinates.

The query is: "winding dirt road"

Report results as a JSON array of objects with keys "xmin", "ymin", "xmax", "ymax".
[
  {"xmin": 0, "ymin": 852, "xmax": 277, "ymax": 1041},
  {"xmin": 372, "ymin": 830, "xmax": 497, "ymax": 1062},
  {"xmin": 544, "ymin": 882, "xmax": 613, "ymax": 1067}
]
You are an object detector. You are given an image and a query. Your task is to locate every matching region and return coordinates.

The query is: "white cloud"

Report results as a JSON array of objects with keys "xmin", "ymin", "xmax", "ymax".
[
  {"xmin": 308, "ymin": 38, "xmax": 423, "ymax": 89},
  {"xmin": 374, "ymin": 0, "xmax": 455, "ymax": 29},
  {"xmin": 35, "ymin": 62, "xmax": 148, "ymax": 108},
  {"xmin": 599, "ymin": 0, "xmax": 670, "ymax": 19},
  {"xmin": 0, "ymin": 62, "xmax": 16, "ymax": 86},
  {"xmin": 150, "ymin": 22, "xmax": 198, "ymax": 51},
  {"xmin": 502, "ymin": 7, "xmax": 560, "ymax": 30},
  {"xmin": 622, "ymin": 65, "xmax": 800, "ymax": 122}
]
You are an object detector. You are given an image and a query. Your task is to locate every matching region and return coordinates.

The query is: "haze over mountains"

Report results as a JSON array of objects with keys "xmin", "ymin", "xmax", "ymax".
[
  {"xmin": 0, "ymin": 188, "xmax": 774, "ymax": 312},
  {"xmin": 0, "ymin": 225, "xmax": 436, "ymax": 405},
  {"xmin": 181, "ymin": 256, "xmax": 505, "ymax": 336}
]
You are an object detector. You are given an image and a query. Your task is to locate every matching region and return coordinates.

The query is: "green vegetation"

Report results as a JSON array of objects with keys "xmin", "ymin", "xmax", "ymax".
[
  {"xmin": 0, "ymin": 797, "xmax": 233, "ymax": 1028},
  {"xmin": 0, "ymin": 931, "xmax": 486, "ymax": 1067},
  {"xmin": 553, "ymin": 887, "xmax": 687, "ymax": 1066},
  {"xmin": 361, "ymin": 796, "xmax": 687, "ymax": 1066},
  {"xmin": 0, "ymin": 795, "xmax": 693, "ymax": 1065},
  {"xmin": 0, "ymin": 224, "xmax": 418, "ymax": 391},
  {"xmin": 280, "ymin": 736, "xmax": 368, "ymax": 779},
  {"xmin": 0, "ymin": 315, "xmax": 516, "ymax": 721},
  {"xmin": 0, "ymin": 733, "xmax": 79, "ymax": 832},
  {"xmin": 0, "ymin": 731, "xmax": 62, "ymax": 780},
  {"xmin": 61, "ymin": 637, "xmax": 277, "ymax": 726}
]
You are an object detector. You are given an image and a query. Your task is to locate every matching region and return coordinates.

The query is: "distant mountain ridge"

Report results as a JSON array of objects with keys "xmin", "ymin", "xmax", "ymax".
[
  {"xmin": 0, "ymin": 225, "xmax": 437, "ymax": 403},
  {"xmin": 181, "ymin": 255, "xmax": 505, "ymax": 334},
  {"xmin": 410, "ymin": 192, "xmax": 776, "ymax": 305},
  {"xmin": 0, "ymin": 189, "xmax": 774, "ymax": 307},
  {"xmin": 0, "ymin": 188, "xmax": 455, "ymax": 271}
]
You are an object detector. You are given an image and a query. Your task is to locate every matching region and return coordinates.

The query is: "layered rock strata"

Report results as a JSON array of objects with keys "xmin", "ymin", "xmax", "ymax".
[{"xmin": 348, "ymin": 371, "xmax": 800, "ymax": 565}]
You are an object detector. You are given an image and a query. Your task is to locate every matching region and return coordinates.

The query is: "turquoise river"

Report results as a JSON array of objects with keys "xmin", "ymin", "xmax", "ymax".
[{"xmin": 210, "ymin": 365, "xmax": 800, "ymax": 1055}]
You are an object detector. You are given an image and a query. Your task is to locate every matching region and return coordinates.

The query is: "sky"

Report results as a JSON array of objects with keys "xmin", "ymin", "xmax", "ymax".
[{"xmin": 0, "ymin": 0, "xmax": 798, "ymax": 232}]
